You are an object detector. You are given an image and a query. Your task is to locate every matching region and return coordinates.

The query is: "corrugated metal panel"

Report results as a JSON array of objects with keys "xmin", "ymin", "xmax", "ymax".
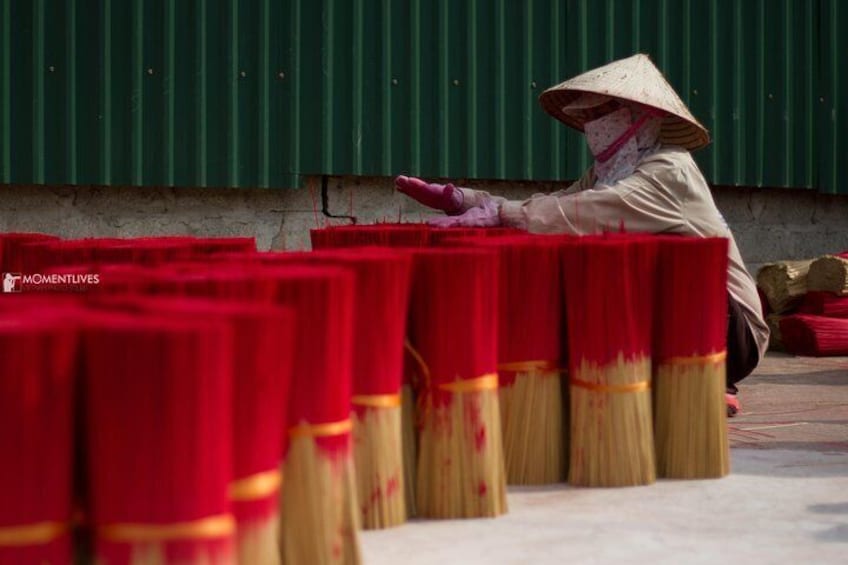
[
  {"xmin": 819, "ymin": 0, "xmax": 847, "ymax": 195},
  {"xmin": 0, "ymin": 0, "xmax": 845, "ymax": 194},
  {"xmin": 2, "ymin": 0, "xmax": 295, "ymax": 189}
]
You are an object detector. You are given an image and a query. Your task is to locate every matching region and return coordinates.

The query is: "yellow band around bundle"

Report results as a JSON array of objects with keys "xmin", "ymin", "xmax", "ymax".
[
  {"xmin": 498, "ymin": 360, "xmax": 561, "ymax": 373},
  {"xmin": 351, "ymin": 394, "xmax": 401, "ymax": 408},
  {"xmin": 570, "ymin": 378, "xmax": 650, "ymax": 393},
  {"xmin": 288, "ymin": 418, "xmax": 352, "ymax": 438},
  {"xmin": 99, "ymin": 514, "xmax": 235, "ymax": 542},
  {"xmin": 438, "ymin": 373, "xmax": 499, "ymax": 393},
  {"xmin": 0, "ymin": 521, "xmax": 67, "ymax": 546},
  {"xmin": 663, "ymin": 351, "xmax": 727, "ymax": 366},
  {"xmin": 229, "ymin": 469, "xmax": 282, "ymax": 502}
]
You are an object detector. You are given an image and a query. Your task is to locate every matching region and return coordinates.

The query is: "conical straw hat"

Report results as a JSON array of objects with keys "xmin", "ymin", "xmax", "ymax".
[{"xmin": 539, "ymin": 53, "xmax": 710, "ymax": 150}]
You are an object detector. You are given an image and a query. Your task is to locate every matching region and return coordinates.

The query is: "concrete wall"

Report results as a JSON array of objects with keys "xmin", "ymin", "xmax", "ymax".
[{"xmin": 1, "ymin": 178, "xmax": 847, "ymax": 274}]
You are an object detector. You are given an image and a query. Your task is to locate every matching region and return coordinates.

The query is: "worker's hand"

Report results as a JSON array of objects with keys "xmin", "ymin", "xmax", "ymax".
[
  {"xmin": 395, "ymin": 175, "xmax": 464, "ymax": 213},
  {"xmin": 428, "ymin": 199, "xmax": 501, "ymax": 228}
]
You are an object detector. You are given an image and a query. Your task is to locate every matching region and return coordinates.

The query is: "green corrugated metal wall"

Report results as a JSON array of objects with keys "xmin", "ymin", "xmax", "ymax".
[{"xmin": 1, "ymin": 0, "xmax": 845, "ymax": 193}]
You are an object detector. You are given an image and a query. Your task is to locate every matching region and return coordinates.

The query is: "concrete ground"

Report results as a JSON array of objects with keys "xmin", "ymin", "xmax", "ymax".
[{"xmin": 361, "ymin": 353, "xmax": 848, "ymax": 565}]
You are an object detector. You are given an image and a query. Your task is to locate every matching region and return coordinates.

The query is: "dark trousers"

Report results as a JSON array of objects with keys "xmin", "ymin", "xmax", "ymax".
[{"xmin": 727, "ymin": 295, "xmax": 760, "ymax": 393}]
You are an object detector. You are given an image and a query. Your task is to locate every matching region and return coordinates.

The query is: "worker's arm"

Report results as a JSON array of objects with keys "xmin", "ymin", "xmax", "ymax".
[
  {"xmin": 498, "ymin": 160, "xmax": 687, "ymax": 235},
  {"xmin": 457, "ymin": 168, "xmax": 595, "ymax": 213}
]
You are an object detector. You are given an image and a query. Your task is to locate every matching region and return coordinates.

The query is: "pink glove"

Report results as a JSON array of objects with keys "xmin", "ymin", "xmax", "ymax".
[
  {"xmin": 428, "ymin": 198, "xmax": 501, "ymax": 228},
  {"xmin": 395, "ymin": 175, "xmax": 464, "ymax": 213}
]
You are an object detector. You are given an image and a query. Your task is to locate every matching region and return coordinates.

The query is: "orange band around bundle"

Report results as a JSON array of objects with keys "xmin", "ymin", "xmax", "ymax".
[
  {"xmin": 229, "ymin": 469, "xmax": 282, "ymax": 502},
  {"xmin": 288, "ymin": 418, "xmax": 352, "ymax": 438},
  {"xmin": 570, "ymin": 378, "xmax": 650, "ymax": 393},
  {"xmin": 498, "ymin": 360, "xmax": 561, "ymax": 373},
  {"xmin": 405, "ymin": 339, "xmax": 498, "ymax": 395},
  {"xmin": 414, "ymin": 373, "xmax": 498, "ymax": 429},
  {"xmin": 438, "ymin": 373, "xmax": 498, "ymax": 393},
  {"xmin": 0, "ymin": 521, "xmax": 67, "ymax": 546},
  {"xmin": 351, "ymin": 394, "xmax": 401, "ymax": 408},
  {"xmin": 662, "ymin": 351, "xmax": 727, "ymax": 366},
  {"xmin": 98, "ymin": 514, "xmax": 235, "ymax": 542}
]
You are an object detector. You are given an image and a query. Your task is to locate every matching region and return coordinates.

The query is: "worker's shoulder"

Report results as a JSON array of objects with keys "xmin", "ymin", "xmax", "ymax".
[
  {"xmin": 638, "ymin": 145, "xmax": 699, "ymax": 172},
  {"xmin": 634, "ymin": 146, "xmax": 707, "ymax": 191}
]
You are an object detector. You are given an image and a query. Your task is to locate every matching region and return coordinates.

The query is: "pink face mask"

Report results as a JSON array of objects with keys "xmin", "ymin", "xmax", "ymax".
[{"xmin": 582, "ymin": 104, "xmax": 664, "ymax": 186}]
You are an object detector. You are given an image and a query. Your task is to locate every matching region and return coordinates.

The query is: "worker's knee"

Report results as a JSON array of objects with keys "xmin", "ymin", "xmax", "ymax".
[{"xmin": 727, "ymin": 296, "xmax": 760, "ymax": 391}]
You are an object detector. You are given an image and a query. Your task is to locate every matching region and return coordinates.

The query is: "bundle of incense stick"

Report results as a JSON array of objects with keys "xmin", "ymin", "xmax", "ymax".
[
  {"xmin": 107, "ymin": 236, "xmax": 256, "ymax": 262},
  {"xmin": 653, "ymin": 237, "xmax": 730, "ymax": 479},
  {"xmin": 21, "ymin": 239, "xmax": 111, "ymax": 273},
  {"xmin": 269, "ymin": 266, "xmax": 361, "ymax": 565},
  {"xmin": 89, "ymin": 239, "xmax": 195, "ymax": 266},
  {"xmin": 90, "ymin": 264, "xmax": 161, "ymax": 297},
  {"xmin": 110, "ymin": 297, "xmax": 296, "ymax": 565},
  {"xmin": 427, "ymin": 227, "xmax": 523, "ymax": 246},
  {"xmin": 0, "ymin": 294, "xmax": 83, "ymax": 314},
  {"xmin": 0, "ymin": 232, "xmax": 60, "ymax": 272},
  {"xmin": 343, "ymin": 251, "xmax": 412, "ymax": 530},
  {"xmin": 82, "ymin": 311, "xmax": 235, "ymax": 565},
  {"xmin": 766, "ymin": 313, "xmax": 785, "ymax": 351},
  {"xmin": 256, "ymin": 250, "xmax": 413, "ymax": 529},
  {"xmin": 798, "ymin": 291, "xmax": 848, "ymax": 318},
  {"xmin": 393, "ymin": 233, "xmax": 515, "ymax": 514},
  {"xmin": 12, "ymin": 236, "xmax": 253, "ymax": 274},
  {"xmin": 756, "ymin": 259, "xmax": 813, "ymax": 313},
  {"xmin": 446, "ymin": 235, "xmax": 565, "ymax": 484},
  {"xmin": 263, "ymin": 242, "xmax": 416, "ymax": 523},
  {"xmin": 20, "ymin": 238, "xmax": 177, "ymax": 272},
  {"xmin": 41, "ymin": 264, "xmax": 158, "ymax": 299},
  {"xmin": 408, "ymin": 248, "xmax": 507, "ymax": 518},
  {"xmin": 400, "ymin": 337, "xmax": 426, "ymax": 518},
  {"xmin": 561, "ymin": 237, "xmax": 656, "ymax": 487},
  {"xmin": 182, "ymin": 237, "xmax": 257, "ymax": 256},
  {"xmin": 780, "ymin": 314, "xmax": 848, "ymax": 356},
  {"xmin": 307, "ymin": 226, "xmax": 428, "ymax": 519},
  {"xmin": 0, "ymin": 314, "xmax": 77, "ymax": 565},
  {"xmin": 201, "ymin": 251, "xmax": 264, "ymax": 265},
  {"xmin": 152, "ymin": 265, "xmax": 280, "ymax": 304},
  {"xmin": 807, "ymin": 254, "xmax": 848, "ymax": 296},
  {"xmin": 310, "ymin": 224, "xmax": 431, "ymax": 249}
]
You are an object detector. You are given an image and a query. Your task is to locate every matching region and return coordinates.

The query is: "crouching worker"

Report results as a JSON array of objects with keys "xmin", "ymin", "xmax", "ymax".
[{"xmin": 395, "ymin": 54, "xmax": 768, "ymax": 416}]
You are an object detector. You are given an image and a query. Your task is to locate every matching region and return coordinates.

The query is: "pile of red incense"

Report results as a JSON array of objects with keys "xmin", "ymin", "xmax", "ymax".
[
  {"xmin": 780, "ymin": 315, "xmax": 848, "ymax": 356},
  {"xmin": 798, "ymin": 292, "xmax": 848, "ymax": 318}
]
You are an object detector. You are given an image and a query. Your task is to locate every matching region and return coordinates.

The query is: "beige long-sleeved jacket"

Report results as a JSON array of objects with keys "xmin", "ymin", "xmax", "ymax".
[{"xmin": 458, "ymin": 146, "xmax": 770, "ymax": 361}]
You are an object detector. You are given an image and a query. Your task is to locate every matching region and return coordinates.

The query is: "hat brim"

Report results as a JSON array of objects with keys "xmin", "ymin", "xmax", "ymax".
[
  {"xmin": 538, "ymin": 54, "xmax": 711, "ymax": 151},
  {"xmin": 539, "ymin": 88, "xmax": 710, "ymax": 151}
]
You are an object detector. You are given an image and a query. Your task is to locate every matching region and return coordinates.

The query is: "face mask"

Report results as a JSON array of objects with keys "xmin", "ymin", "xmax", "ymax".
[
  {"xmin": 584, "ymin": 107, "xmax": 633, "ymax": 159},
  {"xmin": 584, "ymin": 106, "xmax": 663, "ymax": 186}
]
